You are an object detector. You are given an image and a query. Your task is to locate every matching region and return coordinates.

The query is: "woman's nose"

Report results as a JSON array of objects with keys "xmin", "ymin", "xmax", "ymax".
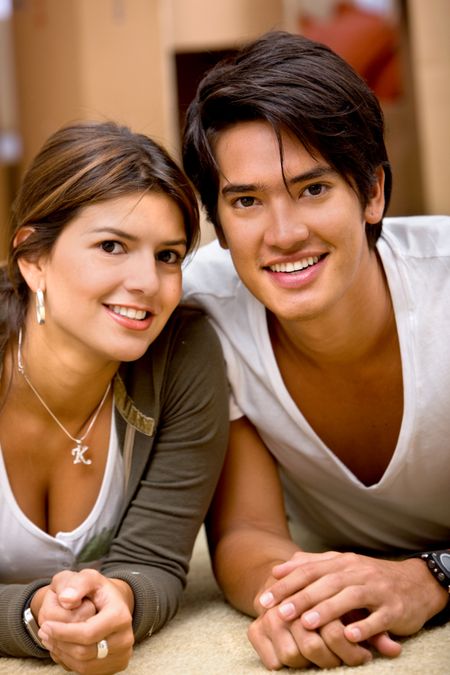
[{"xmin": 123, "ymin": 255, "xmax": 160, "ymax": 296}]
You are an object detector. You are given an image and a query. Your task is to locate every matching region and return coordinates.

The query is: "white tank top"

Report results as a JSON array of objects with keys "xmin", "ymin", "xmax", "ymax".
[{"xmin": 0, "ymin": 408, "xmax": 124, "ymax": 583}]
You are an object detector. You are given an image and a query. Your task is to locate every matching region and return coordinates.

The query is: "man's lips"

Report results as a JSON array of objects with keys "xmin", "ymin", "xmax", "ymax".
[{"xmin": 264, "ymin": 253, "xmax": 326, "ymax": 273}]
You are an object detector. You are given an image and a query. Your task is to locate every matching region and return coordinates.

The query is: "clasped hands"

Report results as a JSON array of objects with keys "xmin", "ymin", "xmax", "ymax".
[
  {"xmin": 248, "ymin": 550, "xmax": 447, "ymax": 670},
  {"xmin": 32, "ymin": 569, "xmax": 134, "ymax": 674}
]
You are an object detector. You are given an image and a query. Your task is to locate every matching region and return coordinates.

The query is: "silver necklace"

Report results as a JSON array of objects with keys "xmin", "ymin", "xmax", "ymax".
[{"xmin": 17, "ymin": 329, "xmax": 111, "ymax": 466}]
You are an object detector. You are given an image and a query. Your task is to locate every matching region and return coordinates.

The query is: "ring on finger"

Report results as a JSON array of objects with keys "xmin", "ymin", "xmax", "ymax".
[{"xmin": 96, "ymin": 639, "xmax": 109, "ymax": 659}]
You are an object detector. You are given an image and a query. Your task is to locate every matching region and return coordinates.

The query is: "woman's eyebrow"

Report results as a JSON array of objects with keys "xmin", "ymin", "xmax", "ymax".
[{"xmin": 88, "ymin": 227, "xmax": 138, "ymax": 241}]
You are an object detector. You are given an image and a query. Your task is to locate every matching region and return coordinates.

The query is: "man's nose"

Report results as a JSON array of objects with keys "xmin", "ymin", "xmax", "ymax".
[{"xmin": 263, "ymin": 200, "xmax": 310, "ymax": 249}]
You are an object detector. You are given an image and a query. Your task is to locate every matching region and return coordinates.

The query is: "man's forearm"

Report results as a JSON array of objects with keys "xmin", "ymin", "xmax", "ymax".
[{"xmin": 209, "ymin": 527, "xmax": 300, "ymax": 616}]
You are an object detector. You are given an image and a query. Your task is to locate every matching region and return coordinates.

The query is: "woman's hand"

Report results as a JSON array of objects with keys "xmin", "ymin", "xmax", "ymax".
[
  {"xmin": 37, "ymin": 569, "xmax": 135, "ymax": 674},
  {"xmin": 32, "ymin": 581, "xmax": 96, "ymax": 628}
]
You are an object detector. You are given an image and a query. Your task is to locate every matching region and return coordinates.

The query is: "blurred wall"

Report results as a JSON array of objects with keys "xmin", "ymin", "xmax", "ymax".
[
  {"xmin": 0, "ymin": 0, "xmax": 19, "ymax": 256},
  {"xmin": 408, "ymin": 0, "xmax": 450, "ymax": 213},
  {"xmin": 11, "ymin": 0, "xmax": 285, "ymax": 171},
  {"xmin": 12, "ymin": 0, "xmax": 171, "ymax": 167},
  {"xmin": 170, "ymin": 0, "xmax": 283, "ymax": 50}
]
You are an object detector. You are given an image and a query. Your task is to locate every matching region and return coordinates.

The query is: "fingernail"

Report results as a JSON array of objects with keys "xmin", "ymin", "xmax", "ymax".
[
  {"xmin": 346, "ymin": 626, "xmax": 362, "ymax": 641},
  {"xmin": 363, "ymin": 653, "xmax": 373, "ymax": 663},
  {"xmin": 259, "ymin": 591, "xmax": 274, "ymax": 608},
  {"xmin": 279, "ymin": 602, "xmax": 296, "ymax": 619},
  {"xmin": 302, "ymin": 610, "xmax": 320, "ymax": 628},
  {"xmin": 60, "ymin": 587, "xmax": 77, "ymax": 600},
  {"xmin": 38, "ymin": 631, "xmax": 49, "ymax": 645}
]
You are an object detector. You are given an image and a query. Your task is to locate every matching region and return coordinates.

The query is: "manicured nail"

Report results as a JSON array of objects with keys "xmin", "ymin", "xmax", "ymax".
[
  {"xmin": 60, "ymin": 587, "xmax": 78, "ymax": 600},
  {"xmin": 302, "ymin": 610, "xmax": 320, "ymax": 628},
  {"xmin": 38, "ymin": 631, "xmax": 49, "ymax": 645},
  {"xmin": 279, "ymin": 602, "xmax": 296, "ymax": 619},
  {"xmin": 259, "ymin": 591, "xmax": 275, "ymax": 608},
  {"xmin": 346, "ymin": 626, "xmax": 362, "ymax": 641}
]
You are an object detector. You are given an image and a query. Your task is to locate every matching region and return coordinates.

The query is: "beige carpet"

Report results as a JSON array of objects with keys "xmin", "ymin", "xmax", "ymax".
[{"xmin": 1, "ymin": 528, "xmax": 449, "ymax": 674}]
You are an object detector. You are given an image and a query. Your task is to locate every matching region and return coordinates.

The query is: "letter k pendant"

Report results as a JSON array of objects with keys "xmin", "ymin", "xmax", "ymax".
[{"xmin": 72, "ymin": 442, "xmax": 92, "ymax": 465}]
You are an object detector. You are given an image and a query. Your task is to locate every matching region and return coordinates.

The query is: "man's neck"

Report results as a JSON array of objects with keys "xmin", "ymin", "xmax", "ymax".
[{"xmin": 268, "ymin": 251, "xmax": 395, "ymax": 369}]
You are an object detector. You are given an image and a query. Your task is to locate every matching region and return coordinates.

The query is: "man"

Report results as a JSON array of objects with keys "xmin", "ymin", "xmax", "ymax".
[{"xmin": 182, "ymin": 31, "xmax": 450, "ymax": 670}]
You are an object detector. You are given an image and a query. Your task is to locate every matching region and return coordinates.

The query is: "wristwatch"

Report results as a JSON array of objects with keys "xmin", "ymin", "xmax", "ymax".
[
  {"xmin": 23, "ymin": 606, "xmax": 47, "ymax": 650},
  {"xmin": 415, "ymin": 550, "xmax": 450, "ymax": 594}
]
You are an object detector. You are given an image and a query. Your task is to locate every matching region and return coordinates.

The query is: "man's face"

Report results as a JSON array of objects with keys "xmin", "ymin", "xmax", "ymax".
[{"xmin": 214, "ymin": 120, "xmax": 384, "ymax": 323}]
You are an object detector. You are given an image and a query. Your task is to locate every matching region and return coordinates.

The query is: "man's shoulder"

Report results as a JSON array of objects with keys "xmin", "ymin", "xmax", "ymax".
[
  {"xmin": 183, "ymin": 238, "xmax": 240, "ymax": 301},
  {"xmin": 182, "ymin": 238, "xmax": 260, "ymax": 339},
  {"xmin": 381, "ymin": 215, "xmax": 450, "ymax": 257}
]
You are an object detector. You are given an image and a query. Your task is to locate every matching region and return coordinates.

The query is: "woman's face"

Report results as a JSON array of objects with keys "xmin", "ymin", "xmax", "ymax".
[{"xmin": 34, "ymin": 192, "xmax": 187, "ymax": 366}]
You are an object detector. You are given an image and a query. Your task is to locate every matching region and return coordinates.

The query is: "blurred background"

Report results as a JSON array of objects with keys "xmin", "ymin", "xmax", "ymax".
[{"xmin": 1, "ymin": 0, "xmax": 449, "ymax": 254}]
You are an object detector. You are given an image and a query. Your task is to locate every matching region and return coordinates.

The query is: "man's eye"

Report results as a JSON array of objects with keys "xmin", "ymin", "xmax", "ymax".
[
  {"xmin": 235, "ymin": 196, "xmax": 256, "ymax": 208},
  {"xmin": 100, "ymin": 240, "xmax": 124, "ymax": 254},
  {"xmin": 304, "ymin": 183, "xmax": 326, "ymax": 197},
  {"xmin": 157, "ymin": 250, "xmax": 182, "ymax": 264}
]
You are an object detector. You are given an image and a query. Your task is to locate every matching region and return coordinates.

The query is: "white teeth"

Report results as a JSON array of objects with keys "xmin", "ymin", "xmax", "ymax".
[
  {"xmin": 270, "ymin": 256, "xmax": 319, "ymax": 273},
  {"xmin": 110, "ymin": 305, "xmax": 147, "ymax": 320}
]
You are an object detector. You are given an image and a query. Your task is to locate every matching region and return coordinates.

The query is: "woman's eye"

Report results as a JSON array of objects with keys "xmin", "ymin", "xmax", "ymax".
[
  {"xmin": 157, "ymin": 249, "xmax": 182, "ymax": 265},
  {"xmin": 100, "ymin": 240, "xmax": 124, "ymax": 254},
  {"xmin": 304, "ymin": 183, "xmax": 326, "ymax": 197},
  {"xmin": 234, "ymin": 196, "xmax": 256, "ymax": 208}
]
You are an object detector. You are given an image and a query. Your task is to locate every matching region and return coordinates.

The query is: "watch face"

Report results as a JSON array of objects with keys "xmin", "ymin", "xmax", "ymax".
[{"xmin": 439, "ymin": 552, "xmax": 450, "ymax": 574}]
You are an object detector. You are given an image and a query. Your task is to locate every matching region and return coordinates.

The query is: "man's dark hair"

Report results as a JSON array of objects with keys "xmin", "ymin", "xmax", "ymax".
[{"xmin": 183, "ymin": 30, "xmax": 392, "ymax": 248}]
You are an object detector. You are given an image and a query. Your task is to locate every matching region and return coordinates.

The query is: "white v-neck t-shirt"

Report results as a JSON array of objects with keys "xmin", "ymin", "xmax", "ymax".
[
  {"xmin": 183, "ymin": 216, "xmax": 450, "ymax": 551},
  {"xmin": 0, "ymin": 409, "xmax": 124, "ymax": 583}
]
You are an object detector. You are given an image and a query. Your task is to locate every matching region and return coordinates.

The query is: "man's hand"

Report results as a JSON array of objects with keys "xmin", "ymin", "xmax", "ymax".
[
  {"xmin": 256, "ymin": 551, "xmax": 448, "ymax": 657},
  {"xmin": 248, "ymin": 550, "xmax": 388, "ymax": 669},
  {"xmin": 248, "ymin": 606, "xmax": 376, "ymax": 670}
]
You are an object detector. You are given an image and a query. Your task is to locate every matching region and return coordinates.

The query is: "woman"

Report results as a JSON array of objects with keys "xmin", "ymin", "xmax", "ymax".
[{"xmin": 0, "ymin": 121, "xmax": 228, "ymax": 673}]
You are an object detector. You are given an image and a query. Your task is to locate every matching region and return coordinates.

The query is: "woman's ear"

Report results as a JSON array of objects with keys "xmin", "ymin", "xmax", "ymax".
[
  {"xmin": 364, "ymin": 166, "xmax": 385, "ymax": 224},
  {"xmin": 14, "ymin": 227, "xmax": 47, "ymax": 293}
]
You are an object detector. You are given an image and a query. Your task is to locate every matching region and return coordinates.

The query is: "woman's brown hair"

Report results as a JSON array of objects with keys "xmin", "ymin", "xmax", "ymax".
[{"xmin": 1, "ymin": 120, "xmax": 200, "ymax": 349}]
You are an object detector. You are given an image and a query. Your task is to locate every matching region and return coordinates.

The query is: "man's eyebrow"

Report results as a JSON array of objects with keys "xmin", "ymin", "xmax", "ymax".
[
  {"xmin": 221, "ymin": 183, "xmax": 262, "ymax": 196},
  {"xmin": 288, "ymin": 166, "xmax": 337, "ymax": 186},
  {"xmin": 221, "ymin": 166, "xmax": 336, "ymax": 196}
]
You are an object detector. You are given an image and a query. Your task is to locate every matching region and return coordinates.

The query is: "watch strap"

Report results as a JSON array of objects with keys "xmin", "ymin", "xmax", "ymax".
[
  {"xmin": 23, "ymin": 604, "xmax": 47, "ymax": 650},
  {"xmin": 415, "ymin": 550, "xmax": 450, "ymax": 594}
]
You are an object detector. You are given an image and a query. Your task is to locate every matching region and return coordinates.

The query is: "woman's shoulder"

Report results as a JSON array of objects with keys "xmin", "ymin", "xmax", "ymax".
[
  {"xmin": 125, "ymin": 306, "xmax": 222, "ymax": 377},
  {"xmin": 166, "ymin": 305, "xmax": 217, "ymax": 340},
  {"xmin": 160, "ymin": 306, "xmax": 223, "ymax": 366}
]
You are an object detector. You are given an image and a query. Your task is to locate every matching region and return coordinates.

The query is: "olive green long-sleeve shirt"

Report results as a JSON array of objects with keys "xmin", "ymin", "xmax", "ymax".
[{"xmin": 1, "ymin": 307, "xmax": 229, "ymax": 658}]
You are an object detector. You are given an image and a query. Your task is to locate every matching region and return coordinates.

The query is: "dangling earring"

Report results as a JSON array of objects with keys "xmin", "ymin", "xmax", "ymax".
[{"xmin": 36, "ymin": 288, "xmax": 46, "ymax": 325}]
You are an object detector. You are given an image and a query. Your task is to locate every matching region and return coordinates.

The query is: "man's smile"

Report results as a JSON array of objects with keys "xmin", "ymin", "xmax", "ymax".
[{"xmin": 267, "ymin": 255, "xmax": 321, "ymax": 273}]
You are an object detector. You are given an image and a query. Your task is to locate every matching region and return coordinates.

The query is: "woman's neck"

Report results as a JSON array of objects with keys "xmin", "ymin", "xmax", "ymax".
[{"xmin": 7, "ymin": 322, "xmax": 118, "ymax": 425}]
